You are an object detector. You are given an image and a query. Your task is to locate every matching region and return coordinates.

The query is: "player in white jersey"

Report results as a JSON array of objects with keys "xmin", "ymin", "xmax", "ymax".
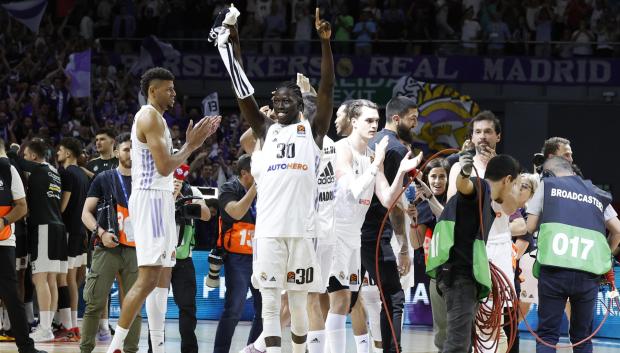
[
  {"xmin": 230, "ymin": 10, "xmax": 334, "ymax": 353},
  {"xmin": 325, "ymin": 99, "xmax": 422, "ymax": 353},
  {"xmin": 106, "ymin": 67, "xmax": 220, "ymax": 353}
]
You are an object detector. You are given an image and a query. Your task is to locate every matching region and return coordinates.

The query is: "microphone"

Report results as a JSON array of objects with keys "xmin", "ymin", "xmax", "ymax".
[
  {"xmin": 174, "ymin": 164, "xmax": 190, "ymax": 181},
  {"xmin": 405, "ymin": 184, "xmax": 416, "ymax": 204}
]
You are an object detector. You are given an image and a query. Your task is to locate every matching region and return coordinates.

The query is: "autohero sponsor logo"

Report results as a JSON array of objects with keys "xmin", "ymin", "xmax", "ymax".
[
  {"xmin": 267, "ymin": 163, "xmax": 309, "ymax": 172},
  {"xmin": 550, "ymin": 187, "xmax": 603, "ymax": 212},
  {"xmin": 318, "ymin": 162, "xmax": 335, "ymax": 185}
]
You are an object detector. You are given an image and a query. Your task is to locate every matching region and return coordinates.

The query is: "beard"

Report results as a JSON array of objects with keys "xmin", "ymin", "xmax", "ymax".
[{"xmin": 396, "ymin": 122, "xmax": 414, "ymax": 145}]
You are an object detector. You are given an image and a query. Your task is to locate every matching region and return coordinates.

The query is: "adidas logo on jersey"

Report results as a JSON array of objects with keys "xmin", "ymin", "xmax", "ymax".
[{"xmin": 318, "ymin": 162, "xmax": 335, "ymax": 185}]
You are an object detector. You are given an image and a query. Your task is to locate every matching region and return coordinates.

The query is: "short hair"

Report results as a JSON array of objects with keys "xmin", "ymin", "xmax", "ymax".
[
  {"xmin": 59, "ymin": 137, "xmax": 83, "ymax": 158},
  {"xmin": 542, "ymin": 156, "xmax": 574, "ymax": 176},
  {"xmin": 236, "ymin": 154, "xmax": 252, "ymax": 175},
  {"xmin": 140, "ymin": 67, "xmax": 175, "ymax": 98},
  {"xmin": 468, "ymin": 110, "xmax": 501, "ymax": 136},
  {"xmin": 347, "ymin": 99, "xmax": 378, "ymax": 120},
  {"xmin": 541, "ymin": 137, "xmax": 571, "ymax": 158},
  {"xmin": 96, "ymin": 127, "xmax": 116, "ymax": 139},
  {"xmin": 115, "ymin": 132, "xmax": 131, "ymax": 148},
  {"xmin": 423, "ymin": 158, "xmax": 450, "ymax": 179},
  {"xmin": 520, "ymin": 173, "xmax": 540, "ymax": 197},
  {"xmin": 302, "ymin": 93, "xmax": 317, "ymax": 122},
  {"xmin": 485, "ymin": 154, "xmax": 520, "ymax": 182},
  {"xmin": 386, "ymin": 96, "xmax": 418, "ymax": 122},
  {"xmin": 25, "ymin": 139, "xmax": 48, "ymax": 159},
  {"xmin": 275, "ymin": 80, "xmax": 303, "ymax": 111}
]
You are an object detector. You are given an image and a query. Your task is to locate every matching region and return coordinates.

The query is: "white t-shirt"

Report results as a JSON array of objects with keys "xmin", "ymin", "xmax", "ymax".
[
  {"xmin": 0, "ymin": 165, "xmax": 26, "ymax": 247},
  {"xmin": 461, "ymin": 20, "xmax": 481, "ymax": 48}
]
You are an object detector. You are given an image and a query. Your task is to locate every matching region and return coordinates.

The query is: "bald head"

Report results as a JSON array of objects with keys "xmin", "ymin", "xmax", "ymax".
[{"xmin": 542, "ymin": 156, "xmax": 575, "ymax": 177}]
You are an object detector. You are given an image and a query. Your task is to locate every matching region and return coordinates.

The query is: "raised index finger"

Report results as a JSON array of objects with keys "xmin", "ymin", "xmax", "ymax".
[{"xmin": 315, "ymin": 7, "xmax": 320, "ymax": 27}]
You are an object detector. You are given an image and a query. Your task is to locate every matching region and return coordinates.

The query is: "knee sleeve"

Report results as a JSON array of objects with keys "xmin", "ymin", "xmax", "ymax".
[
  {"xmin": 146, "ymin": 287, "xmax": 168, "ymax": 331},
  {"xmin": 260, "ymin": 288, "xmax": 282, "ymax": 339},
  {"xmin": 287, "ymin": 290, "xmax": 308, "ymax": 336}
]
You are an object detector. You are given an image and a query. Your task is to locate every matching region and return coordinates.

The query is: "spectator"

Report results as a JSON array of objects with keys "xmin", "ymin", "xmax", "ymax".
[
  {"xmin": 461, "ymin": 7, "xmax": 481, "ymax": 55},
  {"xmin": 333, "ymin": 4, "xmax": 355, "ymax": 54},
  {"xmin": 486, "ymin": 12, "xmax": 511, "ymax": 56},
  {"xmin": 353, "ymin": 10, "xmax": 377, "ymax": 56},
  {"xmin": 293, "ymin": 3, "xmax": 312, "ymax": 55},
  {"xmin": 512, "ymin": 16, "xmax": 531, "ymax": 55},
  {"xmin": 595, "ymin": 22, "xmax": 615, "ymax": 57},
  {"xmin": 262, "ymin": 3, "xmax": 286, "ymax": 55},
  {"xmin": 535, "ymin": 4, "xmax": 554, "ymax": 57},
  {"xmin": 381, "ymin": 0, "xmax": 407, "ymax": 54},
  {"xmin": 571, "ymin": 20, "xmax": 595, "ymax": 56},
  {"xmin": 565, "ymin": 0, "xmax": 592, "ymax": 30}
]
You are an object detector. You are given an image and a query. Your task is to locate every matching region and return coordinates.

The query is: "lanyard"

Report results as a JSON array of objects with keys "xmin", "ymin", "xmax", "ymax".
[{"xmin": 115, "ymin": 169, "xmax": 129, "ymax": 204}]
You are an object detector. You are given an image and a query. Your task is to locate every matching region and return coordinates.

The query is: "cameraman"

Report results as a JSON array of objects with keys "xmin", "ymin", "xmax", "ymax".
[
  {"xmin": 213, "ymin": 154, "xmax": 261, "ymax": 353},
  {"xmin": 167, "ymin": 165, "xmax": 211, "ymax": 353},
  {"xmin": 80, "ymin": 133, "xmax": 141, "ymax": 353}
]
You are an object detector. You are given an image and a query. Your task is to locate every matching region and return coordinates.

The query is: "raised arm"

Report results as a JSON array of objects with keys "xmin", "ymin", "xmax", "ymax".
[
  {"xmin": 138, "ymin": 110, "xmax": 220, "ymax": 177},
  {"xmin": 227, "ymin": 24, "xmax": 272, "ymax": 139},
  {"xmin": 312, "ymin": 8, "xmax": 335, "ymax": 146}
]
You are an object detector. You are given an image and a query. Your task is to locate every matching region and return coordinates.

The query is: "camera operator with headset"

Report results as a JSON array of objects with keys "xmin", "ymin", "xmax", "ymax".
[
  {"xmin": 212, "ymin": 154, "xmax": 262, "ymax": 353},
  {"xmin": 80, "ymin": 133, "xmax": 141, "ymax": 353}
]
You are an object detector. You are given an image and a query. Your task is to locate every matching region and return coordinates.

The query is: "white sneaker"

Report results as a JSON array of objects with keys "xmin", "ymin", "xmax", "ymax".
[{"xmin": 29, "ymin": 326, "xmax": 54, "ymax": 342}]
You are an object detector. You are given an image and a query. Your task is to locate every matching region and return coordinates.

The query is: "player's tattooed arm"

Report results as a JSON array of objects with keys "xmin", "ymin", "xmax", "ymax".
[{"xmin": 312, "ymin": 7, "xmax": 335, "ymax": 148}]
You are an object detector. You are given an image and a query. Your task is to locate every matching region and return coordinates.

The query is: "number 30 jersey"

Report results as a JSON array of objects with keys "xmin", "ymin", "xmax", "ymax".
[{"xmin": 253, "ymin": 119, "xmax": 320, "ymax": 239}]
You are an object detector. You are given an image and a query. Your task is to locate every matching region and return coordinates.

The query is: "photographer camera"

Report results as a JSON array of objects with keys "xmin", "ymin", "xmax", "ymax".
[
  {"xmin": 213, "ymin": 154, "xmax": 262, "ymax": 353},
  {"xmin": 80, "ymin": 133, "xmax": 142, "ymax": 353}
]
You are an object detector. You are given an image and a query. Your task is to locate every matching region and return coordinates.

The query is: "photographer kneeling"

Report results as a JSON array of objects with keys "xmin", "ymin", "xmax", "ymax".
[
  {"xmin": 213, "ymin": 154, "xmax": 262, "ymax": 353},
  {"xmin": 80, "ymin": 133, "xmax": 141, "ymax": 353}
]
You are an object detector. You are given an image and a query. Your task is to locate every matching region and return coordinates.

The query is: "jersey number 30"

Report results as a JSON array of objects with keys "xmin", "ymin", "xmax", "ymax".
[{"xmin": 277, "ymin": 143, "xmax": 295, "ymax": 158}]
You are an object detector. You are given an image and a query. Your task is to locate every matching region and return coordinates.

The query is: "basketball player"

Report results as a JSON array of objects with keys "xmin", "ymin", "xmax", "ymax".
[
  {"xmin": 230, "ymin": 9, "xmax": 333, "ymax": 353},
  {"xmin": 105, "ymin": 67, "xmax": 220, "ymax": 353},
  {"xmin": 325, "ymin": 99, "xmax": 422, "ymax": 353}
]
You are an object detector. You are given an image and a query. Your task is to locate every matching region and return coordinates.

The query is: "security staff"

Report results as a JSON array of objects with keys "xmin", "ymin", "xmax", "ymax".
[
  {"xmin": 80, "ymin": 133, "xmax": 141, "ymax": 353},
  {"xmin": 526, "ymin": 156, "xmax": 620, "ymax": 353},
  {"xmin": 213, "ymin": 154, "xmax": 262, "ymax": 353},
  {"xmin": 426, "ymin": 154, "xmax": 520, "ymax": 353}
]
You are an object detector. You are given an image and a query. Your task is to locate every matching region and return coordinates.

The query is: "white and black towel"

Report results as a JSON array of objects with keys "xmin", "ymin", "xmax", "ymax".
[{"xmin": 208, "ymin": 4, "xmax": 254, "ymax": 99}]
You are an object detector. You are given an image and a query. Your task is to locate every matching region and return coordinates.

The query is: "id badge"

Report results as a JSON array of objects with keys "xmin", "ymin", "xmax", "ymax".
[{"xmin": 124, "ymin": 217, "xmax": 135, "ymax": 242}]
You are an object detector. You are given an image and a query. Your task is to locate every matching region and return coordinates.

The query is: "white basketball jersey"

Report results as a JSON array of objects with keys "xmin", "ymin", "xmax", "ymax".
[
  {"xmin": 334, "ymin": 141, "xmax": 375, "ymax": 248},
  {"xmin": 487, "ymin": 201, "xmax": 511, "ymax": 244},
  {"xmin": 131, "ymin": 105, "xmax": 174, "ymax": 192},
  {"xmin": 254, "ymin": 119, "xmax": 320, "ymax": 238},
  {"xmin": 316, "ymin": 136, "xmax": 336, "ymax": 242}
]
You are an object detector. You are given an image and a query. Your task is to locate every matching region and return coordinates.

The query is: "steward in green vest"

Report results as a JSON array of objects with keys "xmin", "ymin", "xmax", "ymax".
[
  {"xmin": 526, "ymin": 156, "xmax": 616, "ymax": 353},
  {"xmin": 426, "ymin": 153, "xmax": 521, "ymax": 353}
]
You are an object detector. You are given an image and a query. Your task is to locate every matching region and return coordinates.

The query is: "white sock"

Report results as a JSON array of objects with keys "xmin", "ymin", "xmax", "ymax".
[
  {"xmin": 25, "ymin": 302, "xmax": 35, "ymax": 324},
  {"xmin": 307, "ymin": 330, "xmax": 326, "ymax": 353},
  {"xmin": 106, "ymin": 325, "xmax": 129, "ymax": 353},
  {"xmin": 59, "ymin": 308, "xmax": 72, "ymax": 329},
  {"xmin": 2, "ymin": 308, "xmax": 10, "ymax": 331},
  {"xmin": 253, "ymin": 332, "xmax": 267, "ymax": 351},
  {"xmin": 325, "ymin": 313, "xmax": 346, "ymax": 353},
  {"xmin": 53, "ymin": 310, "xmax": 60, "ymax": 325},
  {"xmin": 99, "ymin": 318, "xmax": 109, "ymax": 331},
  {"xmin": 40, "ymin": 311, "xmax": 53, "ymax": 331},
  {"xmin": 146, "ymin": 287, "xmax": 168, "ymax": 353},
  {"xmin": 71, "ymin": 311, "xmax": 78, "ymax": 329},
  {"xmin": 355, "ymin": 334, "xmax": 370, "ymax": 353}
]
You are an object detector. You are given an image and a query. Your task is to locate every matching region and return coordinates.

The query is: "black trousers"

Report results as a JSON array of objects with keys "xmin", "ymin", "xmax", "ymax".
[
  {"xmin": 360, "ymin": 238, "xmax": 405, "ymax": 353},
  {"xmin": 172, "ymin": 258, "xmax": 198, "ymax": 353},
  {"xmin": 147, "ymin": 258, "xmax": 198, "ymax": 353},
  {"xmin": 0, "ymin": 246, "xmax": 35, "ymax": 353}
]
